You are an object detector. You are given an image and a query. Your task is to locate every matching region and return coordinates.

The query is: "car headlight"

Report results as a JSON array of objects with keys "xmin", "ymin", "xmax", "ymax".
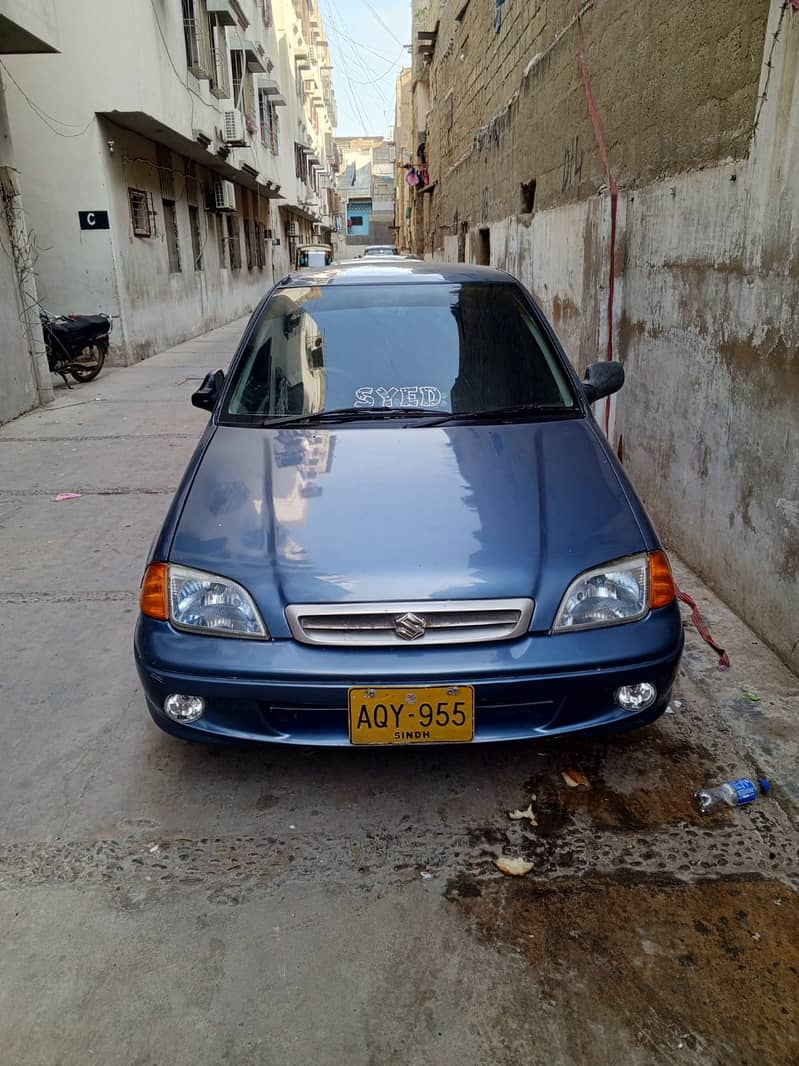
[
  {"xmin": 140, "ymin": 562, "xmax": 269, "ymax": 639},
  {"xmin": 552, "ymin": 551, "xmax": 674, "ymax": 633}
]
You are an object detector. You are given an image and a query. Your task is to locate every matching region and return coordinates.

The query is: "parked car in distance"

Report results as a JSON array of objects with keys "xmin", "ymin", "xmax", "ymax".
[
  {"xmin": 295, "ymin": 243, "xmax": 333, "ymax": 269},
  {"xmin": 362, "ymin": 245, "xmax": 399, "ymax": 256},
  {"xmin": 136, "ymin": 260, "xmax": 683, "ymax": 747}
]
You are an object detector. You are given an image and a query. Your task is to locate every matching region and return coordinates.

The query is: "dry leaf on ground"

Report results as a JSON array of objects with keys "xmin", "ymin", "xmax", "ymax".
[{"xmin": 562, "ymin": 768, "xmax": 591, "ymax": 788}]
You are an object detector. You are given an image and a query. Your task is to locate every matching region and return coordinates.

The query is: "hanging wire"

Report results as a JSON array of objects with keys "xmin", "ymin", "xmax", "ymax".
[
  {"xmin": 0, "ymin": 60, "xmax": 95, "ymax": 138},
  {"xmin": 354, "ymin": 0, "xmax": 405, "ymax": 48}
]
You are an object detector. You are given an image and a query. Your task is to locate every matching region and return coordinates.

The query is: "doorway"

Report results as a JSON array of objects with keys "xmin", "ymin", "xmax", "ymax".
[{"xmin": 476, "ymin": 227, "xmax": 491, "ymax": 265}]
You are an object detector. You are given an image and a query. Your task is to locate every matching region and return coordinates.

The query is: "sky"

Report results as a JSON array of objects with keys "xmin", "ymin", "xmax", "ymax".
[{"xmin": 317, "ymin": 0, "xmax": 411, "ymax": 138}]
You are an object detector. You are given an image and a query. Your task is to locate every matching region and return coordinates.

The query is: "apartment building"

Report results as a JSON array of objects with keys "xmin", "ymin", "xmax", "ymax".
[
  {"xmin": 2, "ymin": 0, "xmax": 338, "ymax": 368},
  {"xmin": 392, "ymin": 67, "xmax": 412, "ymax": 253},
  {"xmin": 333, "ymin": 136, "xmax": 396, "ymax": 257}
]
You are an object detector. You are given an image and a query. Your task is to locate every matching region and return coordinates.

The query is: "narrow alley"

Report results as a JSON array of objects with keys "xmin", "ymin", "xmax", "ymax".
[
  {"xmin": 1, "ymin": 327, "xmax": 797, "ymax": 1064},
  {"xmin": 1, "ymin": 0, "xmax": 798, "ymax": 1063}
]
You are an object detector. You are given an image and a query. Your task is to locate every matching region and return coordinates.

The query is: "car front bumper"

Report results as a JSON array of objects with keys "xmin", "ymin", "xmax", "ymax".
[{"xmin": 134, "ymin": 605, "xmax": 684, "ymax": 746}]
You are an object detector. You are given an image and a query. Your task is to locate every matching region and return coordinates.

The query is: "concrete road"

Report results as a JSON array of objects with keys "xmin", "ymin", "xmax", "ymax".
[{"xmin": 1, "ymin": 320, "xmax": 798, "ymax": 1066}]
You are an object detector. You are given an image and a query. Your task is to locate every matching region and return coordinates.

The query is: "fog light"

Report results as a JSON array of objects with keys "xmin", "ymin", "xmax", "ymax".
[
  {"xmin": 163, "ymin": 693, "xmax": 205, "ymax": 723},
  {"xmin": 615, "ymin": 682, "xmax": 657, "ymax": 712}
]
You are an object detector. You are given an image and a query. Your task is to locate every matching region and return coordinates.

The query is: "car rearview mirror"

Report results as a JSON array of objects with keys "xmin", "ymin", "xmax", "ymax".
[
  {"xmin": 191, "ymin": 369, "xmax": 225, "ymax": 411},
  {"xmin": 582, "ymin": 361, "xmax": 624, "ymax": 404}
]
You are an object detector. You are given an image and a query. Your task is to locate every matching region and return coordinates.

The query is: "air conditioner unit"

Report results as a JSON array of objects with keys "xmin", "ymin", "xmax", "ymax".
[
  {"xmin": 287, "ymin": 220, "xmax": 300, "ymax": 237},
  {"xmin": 223, "ymin": 108, "xmax": 246, "ymax": 146},
  {"xmin": 213, "ymin": 179, "xmax": 237, "ymax": 212}
]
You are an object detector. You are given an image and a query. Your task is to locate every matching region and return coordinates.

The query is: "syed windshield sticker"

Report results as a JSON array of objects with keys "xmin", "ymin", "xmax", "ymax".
[{"xmin": 354, "ymin": 386, "xmax": 444, "ymax": 409}]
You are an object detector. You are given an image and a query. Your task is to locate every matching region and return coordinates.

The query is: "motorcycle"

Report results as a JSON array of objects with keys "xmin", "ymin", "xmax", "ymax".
[{"xmin": 39, "ymin": 310, "xmax": 112, "ymax": 387}]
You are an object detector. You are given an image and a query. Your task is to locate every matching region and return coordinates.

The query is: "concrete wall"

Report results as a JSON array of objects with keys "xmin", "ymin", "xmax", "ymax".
[
  {"xmin": 0, "ymin": 4, "xmax": 56, "ymax": 423},
  {"xmin": 424, "ymin": 0, "xmax": 769, "ymax": 226},
  {"xmin": 0, "ymin": 188, "xmax": 38, "ymax": 422},
  {"xmin": 394, "ymin": 67, "xmax": 413, "ymax": 252},
  {"xmin": 419, "ymin": 0, "xmax": 799, "ymax": 671}
]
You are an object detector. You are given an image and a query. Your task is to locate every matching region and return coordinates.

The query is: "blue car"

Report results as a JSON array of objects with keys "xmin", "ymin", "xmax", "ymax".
[{"xmin": 135, "ymin": 261, "xmax": 682, "ymax": 747}]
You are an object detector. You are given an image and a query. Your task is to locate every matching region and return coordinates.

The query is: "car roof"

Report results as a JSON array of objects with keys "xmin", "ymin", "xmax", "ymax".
[{"xmin": 279, "ymin": 260, "xmax": 513, "ymax": 287}]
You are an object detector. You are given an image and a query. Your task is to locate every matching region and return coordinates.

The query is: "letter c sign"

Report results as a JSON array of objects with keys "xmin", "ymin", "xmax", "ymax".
[{"xmin": 79, "ymin": 211, "xmax": 110, "ymax": 230}]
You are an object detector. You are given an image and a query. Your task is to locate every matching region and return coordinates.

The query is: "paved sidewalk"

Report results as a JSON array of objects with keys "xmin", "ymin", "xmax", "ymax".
[{"xmin": 0, "ymin": 320, "xmax": 797, "ymax": 1066}]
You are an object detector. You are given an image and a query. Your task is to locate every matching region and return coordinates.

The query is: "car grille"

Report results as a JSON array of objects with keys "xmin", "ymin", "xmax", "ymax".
[{"xmin": 285, "ymin": 599, "xmax": 534, "ymax": 647}]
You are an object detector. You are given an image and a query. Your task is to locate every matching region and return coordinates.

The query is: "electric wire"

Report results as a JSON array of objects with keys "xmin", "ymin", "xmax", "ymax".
[
  {"xmin": 319, "ymin": 0, "xmax": 371, "ymax": 134},
  {"xmin": 0, "ymin": 60, "xmax": 95, "ymax": 138},
  {"xmin": 354, "ymin": 0, "xmax": 405, "ymax": 48}
]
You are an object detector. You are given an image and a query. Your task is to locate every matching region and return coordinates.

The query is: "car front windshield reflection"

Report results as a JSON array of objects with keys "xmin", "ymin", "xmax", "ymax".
[{"xmin": 222, "ymin": 282, "xmax": 576, "ymax": 423}]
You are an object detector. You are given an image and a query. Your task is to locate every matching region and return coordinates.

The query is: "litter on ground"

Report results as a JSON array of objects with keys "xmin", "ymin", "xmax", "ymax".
[
  {"xmin": 496, "ymin": 856, "xmax": 534, "ymax": 877},
  {"xmin": 508, "ymin": 803, "xmax": 538, "ymax": 826}
]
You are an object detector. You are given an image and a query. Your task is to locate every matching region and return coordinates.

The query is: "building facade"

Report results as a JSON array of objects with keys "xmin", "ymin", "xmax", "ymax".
[
  {"xmin": 2, "ymin": 0, "xmax": 337, "ymax": 375},
  {"xmin": 333, "ymin": 136, "xmax": 397, "ymax": 257},
  {"xmin": 402, "ymin": 0, "xmax": 799, "ymax": 672},
  {"xmin": 0, "ymin": 0, "xmax": 57, "ymax": 423},
  {"xmin": 393, "ymin": 66, "xmax": 413, "ymax": 253}
]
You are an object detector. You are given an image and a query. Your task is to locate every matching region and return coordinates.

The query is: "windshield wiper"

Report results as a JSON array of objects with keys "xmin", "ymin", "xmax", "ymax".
[
  {"xmin": 257, "ymin": 406, "xmax": 450, "ymax": 427},
  {"xmin": 423, "ymin": 403, "xmax": 579, "ymax": 426}
]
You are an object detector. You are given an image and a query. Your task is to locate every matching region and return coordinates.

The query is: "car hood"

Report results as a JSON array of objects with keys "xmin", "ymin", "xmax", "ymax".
[{"xmin": 170, "ymin": 420, "xmax": 649, "ymax": 636}]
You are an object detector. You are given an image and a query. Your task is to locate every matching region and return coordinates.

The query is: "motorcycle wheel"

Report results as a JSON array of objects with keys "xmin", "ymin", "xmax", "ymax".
[{"xmin": 70, "ymin": 340, "xmax": 107, "ymax": 383}]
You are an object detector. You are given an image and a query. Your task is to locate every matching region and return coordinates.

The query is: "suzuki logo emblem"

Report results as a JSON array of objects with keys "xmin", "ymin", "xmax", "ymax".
[{"xmin": 393, "ymin": 612, "xmax": 427, "ymax": 641}]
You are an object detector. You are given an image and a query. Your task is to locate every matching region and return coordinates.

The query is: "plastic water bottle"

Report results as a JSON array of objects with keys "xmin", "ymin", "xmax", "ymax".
[{"xmin": 695, "ymin": 777, "xmax": 770, "ymax": 814}]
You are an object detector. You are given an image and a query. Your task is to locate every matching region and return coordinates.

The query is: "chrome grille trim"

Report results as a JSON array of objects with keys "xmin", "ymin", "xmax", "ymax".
[{"xmin": 285, "ymin": 599, "xmax": 534, "ymax": 647}]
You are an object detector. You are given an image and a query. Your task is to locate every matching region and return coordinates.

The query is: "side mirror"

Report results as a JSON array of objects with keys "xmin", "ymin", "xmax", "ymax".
[
  {"xmin": 582, "ymin": 360, "xmax": 624, "ymax": 404},
  {"xmin": 191, "ymin": 369, "xmax": 225, "ymax": 411}
]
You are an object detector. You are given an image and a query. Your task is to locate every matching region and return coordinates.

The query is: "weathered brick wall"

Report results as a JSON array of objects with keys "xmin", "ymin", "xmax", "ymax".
[{"xmin": 424, "ymin": 0, "xmax": 769, "ymax": 248}]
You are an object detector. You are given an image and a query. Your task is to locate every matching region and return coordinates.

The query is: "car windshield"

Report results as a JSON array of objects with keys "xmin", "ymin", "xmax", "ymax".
[
  {"xmin": 365, "ymin": 247, "xmax": 397, "ymax": 256},
  {"xmin": 221, "ymin": 282, "xmax": 577, "ymax": 423}
]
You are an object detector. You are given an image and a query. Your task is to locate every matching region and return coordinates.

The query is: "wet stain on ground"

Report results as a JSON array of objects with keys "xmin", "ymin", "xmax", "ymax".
[
  {"xmin": 452, "ymin": 875, "xmax": 799, "ymax": 1064},
  {"xmin": 523, "ymin": 724, "xmax": 722, "ymax": 833}
]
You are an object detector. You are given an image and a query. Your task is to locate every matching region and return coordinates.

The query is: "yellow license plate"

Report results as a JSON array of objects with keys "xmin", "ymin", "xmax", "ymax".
[{"xmin": 348, "ymin": 686, "xmax": 474, "ymax": 745}]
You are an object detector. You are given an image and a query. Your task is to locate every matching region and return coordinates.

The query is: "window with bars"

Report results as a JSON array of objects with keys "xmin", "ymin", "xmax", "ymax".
[
  {"xmin": 226, "ymin": 213, "xmax": 242, "ymax": 269},
  {"xmin": 184, "ymin": 158, "xmax": 198, "ymax": 204},
  {"xmin": 182, "ymin": 0, "xmax": 212, "ymax": 78},
  {"xmin": 230, "ymin": 49, "xmax": 255, "ymax": 122},
  {"xmin": 258, "ymin": 93, "xmax": 280, "ymax": 154},
  {"xmin": 216, "ymin": 213, "xmax": 227, "ymax": 268},
  {"xmin": 242, "ymin": 188, "xmax": 253, "ymax": 271},
  {"xmin": 128, "ymin": 188, "xmax": 152, "ymax": 237},
  {"xmin": 156, "ymin": 144, "xmax": 175, "ymax": 199},
  {"xmin": 295, "ymin": 143, "xmax": 308, "ymax": 183},
  {"xmin": 208, "ymin": 15, "xmax": 230, "ymax": 99},
  {"xmin": 189, "ymin": 205, "xmax": 203, "ymax": 270},
  {"xmin": 255, "ymin": 221, "xmax": 265, "ymax": 269},
  {"xmin": 163, "ymin": 200, "xmax": 181, "ymax": 273},
  {"xmin": 231, "ymin": 48, "xmax": 244, "ymax": 109},
  {"xmin": 245, "ymin": 218, "xmax": 255, "ymax": 271}
]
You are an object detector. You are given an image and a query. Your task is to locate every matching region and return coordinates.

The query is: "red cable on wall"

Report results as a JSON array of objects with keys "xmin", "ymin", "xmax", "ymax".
[
  {"xmin": 573, "ymin": 5, "xmax": 730, "ymax": 668},
  {"xmin": 574, "ymin": 0, "xmax": 617, "ymax": 433}
]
